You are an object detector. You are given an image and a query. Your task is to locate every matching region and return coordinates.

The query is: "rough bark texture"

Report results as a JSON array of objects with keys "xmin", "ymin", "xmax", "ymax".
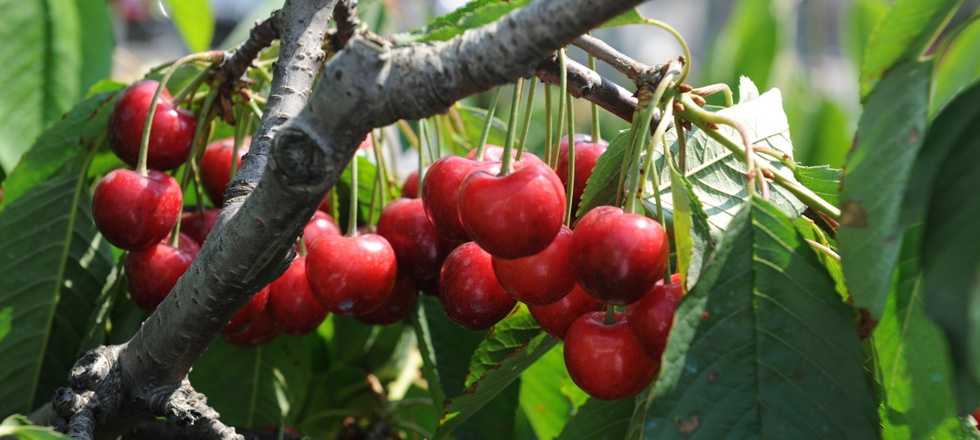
[{"xmin": 49, "ymin": 0, "xmax": 648, "ymax": 437}]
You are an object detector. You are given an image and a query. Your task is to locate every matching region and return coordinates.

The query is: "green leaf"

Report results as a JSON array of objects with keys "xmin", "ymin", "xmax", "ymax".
[
  {"xmin": 557, "ymin": 397, "xmax": 633, "ymax": 440},
  {"xmin": 519, "ymin": 346, "xmax": 575, "ymax": 440},
  {"xmin": 795, "ymin": 165, "xmax": 842, "ymax": 208},
  {"xmin": 392, "ymin": 0, "xmax": 533, "ymax": 44},
  {"xmin": 931, "ymin": 15, "xmax": 980, "ymax": 117},
  {"xmin": 645, "ymin": 85, "xmax": 805, "ymax": 239},
  {"xmin": 335, "ymin": 152, "xmax": 381, "ymax": 229},
  {"xmin": 838, "ymin": 61, "xmax": 931, "ymax": 320},
  {"xmin": 0, "ymin": 415, "xmax": 73, "ymax": 439},
  {"xmin": 801, "ymin": 98, "xmax": 852, "ymax": 169},
  {"xmin": 860, "ymin": 0, "xmax": 960, "ymax": 97},
  {"xmin": 668, "ymin": 160, "xmax": 715, "ymax": 290},
  {"xmin": 456, "ymin": 104, "xmax": 509, "ymax": 154},
  {"xmin": 842, "ymin": 0, "xmax": 890, "ymax": 70},
  {"xmin": 576, "ymin": 130, "xmax": 630, "ymax": 218},
  {"xmin": 874, "ymin": 225, "xmax": 963, "ymax": 440},
  {"xmin": 1, "ymin": 90, "xmax": 119, "ymax": 210},
  {"xmin": 163, "ymin": 0, "xmax": 215, "ymax": 52},
  {"xmin": 599, "ymin": 9, "xmax": 645, "ymax": 28},
  {"xmin": 423, "ymin": 296, "xmax": 488, "ymax": 399},
  {"xmin": 640, "ymin": 197, "xmax": 879, "ymax": 439},
  {"xmin": 919, "ymin": 86, "xmax": 980, "ymax": 410},
  {"xmin": 707, "ymin": 0, "xmax": 780, "ymax": 91},
  {"xmin": 191, "ymin": 336, "xmax": 312, "ymax": 428},
  {"xmin": 435, "ymin": 306, "xmax": 559, "ymax": 438},
  {"xmin": 0, "ymin": 0, "xmax": 113, "ymax": 174},
  {"xmin": 410, "ymin": 297, "xmax": 448, "ymax": 409}
]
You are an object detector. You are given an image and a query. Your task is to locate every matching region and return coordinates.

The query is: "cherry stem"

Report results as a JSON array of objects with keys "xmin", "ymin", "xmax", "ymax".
[
  {"xmin": 371, "ymin": 130, "xmax": 389, "ymax": 208},
  {"xmin": 499, "ymin": 79, "xmax": 524, "ymax": 176},
  {"xmin": 398, "ymin": 119, "xmax": 421, "ymax": 151},
  {"xmin": 643, "ymin": 18, "xmax": 691, "ymax": 84},
  {"xmin": 429, "ymin": 118, "xmax": 442, "ymax": 163},
  {"xmin": 346, "ymin": 153, "xmax": 359, "ymax": 237},
  {"xmin": 604, "ymin": 304, "xmax": 615, "ymax": 325},
  {"xmin": 516, "ymin": 80, "xmax": 537, "ymax": 162},
  {"xmin": 473, "ymin": 87, "xmax": 502, "ymax": 162},
  {"xmin": 544, "ymin": 85, "xmax": 553, "ymax": 167},
  {"xmin": 674, "ymin": 112, "xmax": 688, "ymax": 173},
  {"xmin": 171, "ymin": 63, "xmax": 212, "ymax": 105},
  {"xmin": 564, "ymin": 86, "xmax": 575, "ymax": 226},
  {"xmin": 418, "ymin": 121, "xmax": 429, "ymax": 192},
  {"xmin": 692, "ymin": 83, "xmax": 734, "ymax": 108},
  {"xmin": 366, "ymin": 174, "xmax": 380, "ymax": 229},
  {"xmin": 297, "ymin": 234, "xmax": 308, "ymax": 257},
  {"xmin": 587, "ymin": 34, "xmax": 601, "ymax": 143},
  {"xmin": 177, "ymin": 86, "xmax": 219, "ymax": 201},
  {"xmin": 549, "ymin": 49, "xmax": 568, "ymax": 170}
]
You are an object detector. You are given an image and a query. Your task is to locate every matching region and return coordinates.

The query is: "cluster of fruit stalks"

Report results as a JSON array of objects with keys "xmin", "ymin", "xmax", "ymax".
[{"xmin": 91, "ymin": 76, "xmax": 680, "ymax": 402}]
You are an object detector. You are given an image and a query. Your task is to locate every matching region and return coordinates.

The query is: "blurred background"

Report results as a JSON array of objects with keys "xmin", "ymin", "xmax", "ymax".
[{"xmin": 107, "ymin": 0, "xmax": 977, "ymax": 171}]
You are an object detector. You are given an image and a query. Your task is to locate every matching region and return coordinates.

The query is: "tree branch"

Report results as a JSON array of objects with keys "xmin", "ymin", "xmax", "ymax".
[
  {"xmin": 215, "ymin": 9, "xmax": 282, "ymax": 91},
  {"xmin": 571, "ymin": 34, "xmax": 653, "ymax": 85},
  {"xmin": 535, "ymin": 54, "xmax": 654, "ymax": 127}
]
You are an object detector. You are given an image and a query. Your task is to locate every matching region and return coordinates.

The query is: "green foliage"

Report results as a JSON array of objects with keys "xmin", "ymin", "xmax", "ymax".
[
  {"xmin": 842, "ymin": 0, "xmax": 890, "ymax": 69},
  {"xmin": 557, "ymin": 397, "xmax": 633, "ymax": 440},
  {"xmin": 0, "ymin": 415, "xmax": 73, "ymax": 439},
  {"xmin": 164, "ymin": 0, "xmax": 216, "ymax": 53},
  {"xmin": 706, "ymin": 0, "xmax": 779, "ymax": 91},
  {"xmin": 667, "ymin": 160, "xmax": 714, "ymax": 290},
  {"xmin": 838, "ymin": 61, "xmax": 931, "ymax": 320},
  {"xmin": 931, "ymin": 15, "xmax": 980, "ymax": 116},
  {"xmin": 639, "ymin": 197, "xmax": 879, "ymax": 439},
  {"xmin": 0, "ymin": 0, "xmax": 113, "ymax": 173}
]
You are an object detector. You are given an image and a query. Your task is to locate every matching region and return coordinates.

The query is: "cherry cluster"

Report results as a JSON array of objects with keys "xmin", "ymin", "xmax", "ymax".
[{"xmin": 418, "ymin": 136, "xmax": 682, "ymax": 401}]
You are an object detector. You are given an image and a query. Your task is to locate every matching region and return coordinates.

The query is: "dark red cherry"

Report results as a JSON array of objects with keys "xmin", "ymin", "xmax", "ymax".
[
  {"xmin": 222, "ymin": 311, "xmax": 279, "ymax": 347},
  {"xmin": 421, "ymin": 156, "xmax": 498, "ymax": 241},
  {"xmin": 124, "ymin": 233, "xmax": 200, "ymax": 311},
  {"xmin": 267, "ymin": 257, "xmax": 328, "ymax": 336},
  {"xmin": 377, "ymin": 198, "xmax": 459, "ymax": 280},
  {"xmin": 627, "ymin": 273, "xmax": 683, "ymax": 359},
  {"xmin": 223, "ymin": 286, "xmax": 271, "ymax": 336},
  {"xmin": 401, "ymin": 171, "xmax": 419, "ymax": 199},
  {"xmin": 563, "ymin": 311, "xmax": 658, "ymax": 400},
  {"xmin": 556, "ymin": 135, "xmax": 608, "ymax": 216},
  {"xmin": 491, "ymin": 226, "xmax": 575, "ymax": 305},
  {"xmin": 199, "ymin": 137, "xmax": 251, "ymax": 206},
  {"xmin": 93, "ymin": 168, "xmax": 183, "ymax": 251},
  {"xmin": 357, "ymin": 271, "xmax": 419, "ymax": 325},
  {"xmin": 439, "ymin": 242, "xmax": 516, "ymax": 330},
  {"xmin": 301, "ymin": 210, "xmax": 342, "ymax": 249},
  {"xmin": 108, "ymin": 80, "xmax": 197, "ymax": 171},
  {"xmin": 180, "ymin": 208, "xmax": 221, "ymax": 245},
  {"xmin": 306, "ymin": 234, "xmax": 397, "ymax": 315},
  {"xmin": 527, "ymin": 283, "xmax": 604, "ymax": 340}
]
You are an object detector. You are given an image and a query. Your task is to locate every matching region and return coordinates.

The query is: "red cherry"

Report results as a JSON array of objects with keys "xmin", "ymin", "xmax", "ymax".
[
  {"xmin": 439, "ymin": 242, "xmax": 516, "ymax": 330},
  {"xmin": 199, "ymin": 137, "xmax": 251, "ymax": 206},
  {"xmin": 222, "ymin": 312, "xmax": 279, "ymax": 347},
  {"xmin": 563, "ymin": 311, "xmax": 658, "ymax": 400},
  {"xmin": 306, "ymin": 234, "xmax": 397, "ymax": 315},
  {"xmin": 223, "ymin": 286, "xmax": 270, "ymax": 336},
  {"xmin": 401, "ymin": 171, "xmax": 419, "ymax": 199},
  {"xmin": 377, "ymin": 198, "xmax": 459, "ymax": 280},
  {"xmin": 267, "ymin": 257, "xmax": 328, "ymax": 336},
  {"xmin": 302, "ymin": 210, "xmax": 342, "ymax": 249},
  {"xmin": 527, "ymin": 283, "xmax": 604, "ymax": 340},
  {"xmin": 465, "ymin": 144, "xmax": 540, "ymax": 162},
  {"xmin": 357, "ymin": 271, "xmax": 420, "ymax": 325},
  {"xmin": 108, "ymin": 80, "xmax": 197, "ymax": 171},
  {"xmin": 124, "ymin": 233, "xmax": 199, "ymax": 311},
  {"xmin": 556, "ymin": 135, "xmax": 608, "ymax": 216},
  {"xmin": 418, "ymin": 276, "xmax": 440, "ymax": 297},
  {"xmin": 180, "ymin": 209, "xmax": 221, "ymax": 245},
  {"xmin": 422, "ymin": 156, "xmax": 498, "ymax": 241},
  {"xmin": 491, "ymin": 226, "xmax": 575, "ymax": 305},
  {"xmin": 93, "ymin": 169, "xmax": 183, "ymax": 251},
  {"xmin": 627, "ymin": 274, "xmax": 683, "ymax": 359},
  {"xmin": 570, "ymin": 206, "xmax": 669, "ymax": 305},
  {"xmin": 458, "ymin": 160, "xmax": 566, "ymax": 259}
]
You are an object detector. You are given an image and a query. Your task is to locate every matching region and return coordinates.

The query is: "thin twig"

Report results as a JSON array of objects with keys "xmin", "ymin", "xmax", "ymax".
[{"xmin": 571, "ymin": 34, "xmax": 652, "ymax": 85}]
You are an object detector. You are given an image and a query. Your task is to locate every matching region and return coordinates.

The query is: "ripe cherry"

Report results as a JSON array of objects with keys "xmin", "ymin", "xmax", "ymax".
[
  {"xmin": 108, "ymin": 80, "xmax": 197, "ymax": 171},
  {"xmin": 556, "ymin": 135, "xmax": 608, "ymax": 216},
  {"xmin": 458, "ymin": 160, "xmax": 566, "ymax": 259},
  {"xmin": 357, "ymin": 271, "xmax": 419, "ymax": 325},
  {"xmin": 377, "ymin": 198, "xmax": 458, "ymax": 280},
  {"xmin": 306, "ymin": 234, "xmax": 397, "ymax": 315},
  {"xmin": 563, "ymin": 311, "xmax": 658, "ymax": 400},
  {"xmin": 301, "ymin": 210, "xmax": 342, "ymax": 249},
  {"xmin": 527, "ymin": 283, "xmax": 603, "ymax": 340},
  {"xmin": 491, "ymin": 225, "xmax": 575, "ymax": 305},
  {"xmin": 439, "ymin": 242, "xmax": 516, "ymax": 330},
  {"xmin": 222, "ymin": 311, "xmax": 279, "ymax": 347},
  {"xmin": 627, "ymin": 274, "xmax": 683, "ymax": 359},
  {"xmin": 401, "ymin": 171, "xmax": 419, "ymax": 199},
  {"xmin": 421, "ymin": 156, "xmax": 497, "ymax": 241},
  {"xmin": 267, "ymin": 257, "xmax": 328, "ymax": 336},
  {"xmin": 124, "ymin": 233, "xmax": 200, "ymax": 311},
  {"xmin": 199, "ymin": 137, "xmax": 251, "ymax": 206},
  {"xmin": 180, "ymin": 209, "xmax": 221, "ymax": 245},
  {"xmin": 570, "ymin": 206, "xmax": 669, "ymax": 305},
  {"xmin": 93, "ymin": 168, "xmax": 183, "ymax": 251},
  {"xmin": 223, "ymin": 286, "xmax": 271, "ymax": 335}
]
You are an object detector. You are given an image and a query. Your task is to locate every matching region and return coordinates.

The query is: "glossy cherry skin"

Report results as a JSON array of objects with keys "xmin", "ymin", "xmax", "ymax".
[
  {"xmin": 306, "ymin": 234, "xmax": 397, "ymax": 315},
  {"xmin": 199, "ymin": 137, "xmax": 251, "ymax": 206},
  {"xmin": 180, "ymin": 209, "xmax": 221, "ymax": 245},
  {"xmin": 222, "ymin": 311, "xmax": 279, "ymax": 347},
  {"xmin": 527, "ymin": 283, "xmax": 604, "ymax": 340},
  {"xmin": 458, "ymin": 161, "xmax": 566, "ymax": 259},
  {"xmin": 563, "ymin": 311, "xmax": 659, "ymax": 400},
  {"xmin": 422, "ymin": 156, "xmax": 498, "ymax": 241},
  {"xmin": 377, "ymin": 198, "xmax": 459, "ymax": 280},
  {"xmin": 357, "ymin": 271, "xmax": 419, "ymax": 325},
  {"xmin": 267, "ymin": 257, "xmax": 328, "ymax": 336},
  {"xmin": 401, "ymin": 171, "xmax": 419, "ymax": 199},
  {"xmin": 439, "ymin": 242, "xmax": 516, "ymax": 330},
  {"xmin": 124, "ymin": 233, "xmax": 200, "ymax": 311},
  {"xmin": 570, "ymin": 206, "xmax": 670, "ymax": 305},
  {"xmin": 491, "ymin": 226, "xmax": 575, "ymax": 305},
  {"xmin": 108, "ymin": 80, "xmax": 197, "ymax": 171},
  {"xmin": 556, "ymin": 135, "xmax": 608, "ymax": 216},
  {"xmin": 223, "ymin": 286, "xmax": 271, "ymax": 335},
  {"xmin": 627, "ymin": 273, "xmax": 683, "ymax": 359},
  {"xmin": 301, "ymin": 210, "xmax": 342, "ymax": 249},
  {"xmin": 93, "ymin": 169, "xmax": 183, "ymax": 251}
]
